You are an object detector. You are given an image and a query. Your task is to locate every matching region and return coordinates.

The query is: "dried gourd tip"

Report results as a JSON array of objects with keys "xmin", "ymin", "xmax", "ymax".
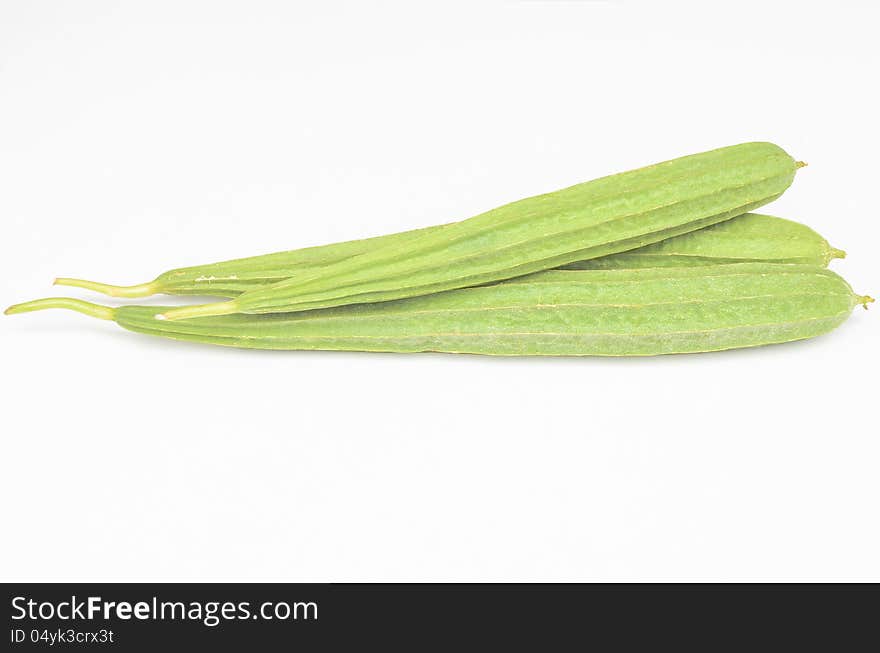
[
  {"xmin": 859, "ymin": 295, "xmax": 875, "ymax": 309},
  {"xmin": 795, "ymin": 161, "xmax": 808, "ymax": 169}
]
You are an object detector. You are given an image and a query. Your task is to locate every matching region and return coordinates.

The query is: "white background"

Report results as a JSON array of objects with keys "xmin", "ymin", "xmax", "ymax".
[{"xmin": 1, "ymin": 1, "xmax": 877, "ymax": 582}]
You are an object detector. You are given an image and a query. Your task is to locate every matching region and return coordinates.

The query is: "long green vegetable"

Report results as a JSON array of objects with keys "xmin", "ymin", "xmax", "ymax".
[
  {"xmin": 8, "ymin": 265, "xmax": 870, "ymax": 356},
  {"xmin": 55, "ymin": 213, "xmax": 841, "ymax": 299},
  {"xmin": 146, "ymin": 142, "xmax": 800, "ymax": 320},
  {"xmin": 561, "ymin": 213, "xmax": 843, "ymax": 270}
]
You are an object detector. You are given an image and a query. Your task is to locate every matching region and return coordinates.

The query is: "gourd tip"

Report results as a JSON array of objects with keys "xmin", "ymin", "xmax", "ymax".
[
  {"xmin": 2, "ymin": 297, "xmax": 116, "ymax": 320},
  {"xmin": 5, "ymin": 301, "xmax": 34, "ymax": 316},
  {"xmin": 859, "ymin": 295, "xmax": 875, "ymax": 310},
  {"xmin": 795, "ymin": 160, "xmax": 808, "ymax": 169},
  {"xmin": 830, "ymin": 247, "xmax": 846, "ymax": 260},
  {"xmin": 53, "ymin": 276, "xmax": 158, "ymax": 298},
  {"xmin": 155, "ymin": 300, "xmax": 238, "ymax": 321}
]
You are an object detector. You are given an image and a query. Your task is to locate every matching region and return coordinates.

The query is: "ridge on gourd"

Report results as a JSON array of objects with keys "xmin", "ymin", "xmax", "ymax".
[
  {"xmin": 7, "ymin": 264, "xmax": 872, "ymax": 356},
  {"xmin": 152, "ymin": 142, "xmax": 802, "ymax": 320},
  {"xmin": 55, "ymin": 212, "xmax": 843, "ymax": 299}
]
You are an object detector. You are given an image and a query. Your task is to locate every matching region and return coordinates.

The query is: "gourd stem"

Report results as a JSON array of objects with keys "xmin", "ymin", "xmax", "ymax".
[
  {"xmin": 157, "ymin": 300, "xmax": 239, "ymax": 321},
  {"xmin": 858, "ymin": 295, "xmax": 875, "ymax": 310},
  {"xmin": 54, "ymin": 277, "xmax": 158, "ymax": 298},
  {"xmin": 4, "ymin": 297, "xmax": 116, "ymax": 321},
  {"xmin": 830, "ymin": 247, "xmax": 846, "ymax": 260}
]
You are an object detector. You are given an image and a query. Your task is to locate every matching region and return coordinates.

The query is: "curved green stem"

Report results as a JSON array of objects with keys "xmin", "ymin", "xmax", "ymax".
[
  {"xmin": 4, "ymin": 297, "xmax": 116, "ymax": 320},
  {"xmin": 54, "ymin": 277, "xmax": 159, "ymax": 298},
  {"xmin": 829, "ymin": 247, "xmax": 846, "ymax": 261},
  {"xmin": 157, "ymin": 300, "xmax": 239, "ymax": 321}
]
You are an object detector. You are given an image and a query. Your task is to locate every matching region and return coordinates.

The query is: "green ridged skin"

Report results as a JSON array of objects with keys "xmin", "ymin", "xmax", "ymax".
[
  {"xmin": 561, "ymin": 213, "xmax": 844, "ymax": 270},
  {"xmin": 152, "ymin": 224, "xmax": 439, "ymax": 297},
  {"xmin": 56, "ymin": 212, "xmax": 840, "ymax": 299},
  {"xmin": 10, "ymin": 265, "xmax": 870, "ymax": 356},
  {"xmin": 153, "ymin": 142, "xmax": 800, "ymax": 319}
]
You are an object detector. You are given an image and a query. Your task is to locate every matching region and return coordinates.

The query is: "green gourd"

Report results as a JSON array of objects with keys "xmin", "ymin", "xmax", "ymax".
[
  {"xmin": 145, "ymin": 141, "xmax": 801, "ymax": 320},
  {"xmin": 561, "ymin": 213, "xmax": 844, "ymax": 270},
  {"xmin": 55, "ymin": 213, "xmax": 841, "ymax": 299},
  {"xmin": 8, "ymin": 264, "xmax": 871, "ymax": 356}
]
